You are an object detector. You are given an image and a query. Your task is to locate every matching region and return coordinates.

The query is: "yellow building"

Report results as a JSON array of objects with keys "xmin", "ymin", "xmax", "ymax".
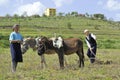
[{"xmin": 44, "ymin": 8, "xmax": 56, "ymax": 16}]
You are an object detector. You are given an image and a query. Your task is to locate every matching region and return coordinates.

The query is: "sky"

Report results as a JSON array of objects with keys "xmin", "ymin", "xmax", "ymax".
[{"xmin": 0, "ymin": 0, "xmax": 120, "ymax": 21}]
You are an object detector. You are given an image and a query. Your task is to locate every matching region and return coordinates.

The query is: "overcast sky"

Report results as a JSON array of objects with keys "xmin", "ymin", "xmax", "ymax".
[{"xmin": 0, "ymin": 0, "xmax": 120, "ymax": 21}]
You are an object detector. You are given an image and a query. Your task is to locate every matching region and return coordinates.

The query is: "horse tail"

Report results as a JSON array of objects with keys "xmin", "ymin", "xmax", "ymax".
[
  {"xmin": 81, "ymin": 45, "xmax": 85, "ymax": 60},
  {"xmin": 78, "ymin": 40, "xmax": 85, "ymax": 67},
  {"xmin": 78, "ymin": 40, "xmax": 84, "ymax": 60}
]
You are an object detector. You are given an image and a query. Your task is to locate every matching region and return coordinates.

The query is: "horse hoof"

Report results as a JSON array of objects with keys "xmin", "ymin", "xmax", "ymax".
[{"xmin": 60, "ymin": 67, "xmax": 64, "ymax": 70}]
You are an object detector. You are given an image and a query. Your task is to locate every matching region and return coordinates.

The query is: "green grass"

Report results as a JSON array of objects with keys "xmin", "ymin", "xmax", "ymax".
[
  {"xmin": 1, "ymin": 18, "xmax": 120, "ymax": 48},
  {"xmin": 0, "ymin": 48, "xmax": 120, "ymax": 80},
  {"xmin": 0, "ymin": 16, "xmax": 120, "ymax": 79}
]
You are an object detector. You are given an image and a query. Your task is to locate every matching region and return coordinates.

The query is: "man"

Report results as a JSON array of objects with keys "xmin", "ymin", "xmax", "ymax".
[{"xmin": 84, "ymin": 29, "xmax": 97, "ymax": 63}]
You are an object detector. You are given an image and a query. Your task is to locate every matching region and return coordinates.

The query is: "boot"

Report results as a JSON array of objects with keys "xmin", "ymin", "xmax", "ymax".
[{"xmin": 11, "ymin": 61, "xmax": 17, "ymax": 73}]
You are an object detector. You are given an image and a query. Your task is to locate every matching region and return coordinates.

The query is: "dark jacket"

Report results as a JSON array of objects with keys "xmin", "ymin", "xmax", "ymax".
[{"xmin": 86, "ymin": 34, "xmax": 97, "ymax": 47}]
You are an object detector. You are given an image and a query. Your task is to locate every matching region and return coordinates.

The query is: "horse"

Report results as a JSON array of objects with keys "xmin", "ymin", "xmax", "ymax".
[
  {"xmin": 21, "ymin": 37, "xmax": 67, "ymax": 68},
  {"xmin": 37, "ymin": 36, "xmax": 85, "ymax": 69}
]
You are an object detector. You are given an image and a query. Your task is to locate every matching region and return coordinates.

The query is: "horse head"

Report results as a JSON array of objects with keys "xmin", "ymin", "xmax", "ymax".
[
  {"xmin": 37, "ymin": 36, "xmax": 50, "ymax": 55},
  {"xmin": 21, "ymin": 38, "xmax": 29, "ymax": 54},
  {"xmin": 21, "ymin": 37, "xmax": 39, "ymax": 54}
]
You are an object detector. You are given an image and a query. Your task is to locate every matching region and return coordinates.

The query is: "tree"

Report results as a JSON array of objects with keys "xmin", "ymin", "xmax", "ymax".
[
  {"xmin": 65, "ymin": 12, "xmax": 71, "ymax": 17},
  {"xmin": 71, "ymin": 11, "xmax": 78, "ymax": 16},
  {"xmin": 85, "ymin": 13, "xmax": 90, "ymax": 18},
  {"xmin": 58, "ymin": 12, "xmax": 64, "ymax": 16},
  {"xmin": 93, "ymin": 14, "xmax": 105, "ymax": 20},
  {"xmin": 5, "ymin": 14, "xmax": 11, "ymax": 18},
  {"xmin": 20, "ymin": 11, "xmax": 29, "ymax": 22},
  {"xmin": 13, "ymin": 14, "xmax": 19, "ymax": 19},
  {"xmin": 42, "ymin": 13, "xmax": 47, "ymax": 17},
  {"xmin": 21, "ymin": 11, "xmax": 28, "ymax": 18},
  {"xmin": 31, "ymin": 14, "xmax": 40, "ymax": 18}
]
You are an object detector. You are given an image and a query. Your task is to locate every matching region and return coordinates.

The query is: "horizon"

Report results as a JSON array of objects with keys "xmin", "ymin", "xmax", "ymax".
[{"xmin": 0, "ymin": 0, "xmax": 120, "ymax": 21}]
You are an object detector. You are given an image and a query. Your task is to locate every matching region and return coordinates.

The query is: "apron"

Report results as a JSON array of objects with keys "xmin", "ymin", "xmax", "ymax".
[{"xmin": 10, "ymin": 43, "xmax": 23, "ymax": 62}]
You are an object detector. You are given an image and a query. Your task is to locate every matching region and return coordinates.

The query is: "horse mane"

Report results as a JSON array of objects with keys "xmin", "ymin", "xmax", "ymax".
[
  {"xmin": 24, "ymin": 37, "xmax": 36, "ymax": 48},
  {"xmin": 40, "ymin": 36, "xmax": 55, "ymax": 49}
]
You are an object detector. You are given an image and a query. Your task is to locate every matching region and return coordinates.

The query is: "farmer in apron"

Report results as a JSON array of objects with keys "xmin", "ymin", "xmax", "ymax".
[
  {"xmin": 84, "ymin": 29, "xmax": 97, "ymax": 63},
  {"xmin": 9, "ymin": 24, "xmax": 23, "ymax": 72}
]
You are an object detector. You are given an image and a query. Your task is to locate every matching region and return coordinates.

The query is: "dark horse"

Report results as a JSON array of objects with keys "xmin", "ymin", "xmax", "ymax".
[
  {"xmin": 37, "ymin": 36, "xmax": 84, "ymax": 69},
  {"xmin": 21, "ymin": 37, "xmax": 66, "ymax": 68}
]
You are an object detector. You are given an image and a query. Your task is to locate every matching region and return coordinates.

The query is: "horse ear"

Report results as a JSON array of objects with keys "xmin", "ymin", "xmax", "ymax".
[
  {"xmin": 54, "ymin": 33, "xmax": 57, "ymax": 38},
  {"xmin": 33, "ymin": 47, "xmax": 37, "ymax": 51},
  {"xmin": 23, "ymin": 38, "xmax": 28, "ymax": 42},
  {"xmin": 27, "ymin": 37, "xmax": 31, "ymax": 40},
  {"xmin": 58, "ymin": 36, "xmax": 63, "ymax": 41}
]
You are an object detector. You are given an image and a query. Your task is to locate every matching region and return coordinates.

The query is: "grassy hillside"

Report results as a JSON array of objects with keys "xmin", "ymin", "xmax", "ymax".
[
  {"xmin": 0, "ymin": 16, "xmax": 120, "ymax": 48},
  {"xmin": 0, "ymin": 16, "xmax": 120, "ymax": 80}
]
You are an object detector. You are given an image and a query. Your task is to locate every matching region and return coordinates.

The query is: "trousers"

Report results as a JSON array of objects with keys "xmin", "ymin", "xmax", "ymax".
[{"xmin": 87, "ymin": 45, "xmax": 97, "ymax": 63}]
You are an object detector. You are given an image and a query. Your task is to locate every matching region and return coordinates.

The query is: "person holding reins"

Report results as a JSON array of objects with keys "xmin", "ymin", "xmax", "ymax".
[{"xmin": 84, "ymin": 29, "xmax": 97, "ymax": 63}]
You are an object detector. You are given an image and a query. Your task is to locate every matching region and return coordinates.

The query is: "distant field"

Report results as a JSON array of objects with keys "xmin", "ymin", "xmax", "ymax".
[
  {"xmin": 0, "ymin": 16, "xmax": 120, "ymax": 48},
  {"xmin": 0, "ymin": 48, "xmax": 120, "ymax": 80}
]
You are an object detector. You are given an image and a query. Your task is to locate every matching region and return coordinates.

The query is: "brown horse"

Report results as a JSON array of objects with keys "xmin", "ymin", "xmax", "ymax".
[{"xmin": 37, "ymin": 36, "xmax": 84, "ymax": 69}]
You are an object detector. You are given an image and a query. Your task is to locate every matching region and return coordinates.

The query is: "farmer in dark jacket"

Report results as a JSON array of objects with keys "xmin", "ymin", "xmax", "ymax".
[
  {"xmin": 9, "ymin": 24, "xmax": 23, "ymax": 72},
  {"xmin": 84, "ymin": 29, "xmax": 97, "ymax": 63}
]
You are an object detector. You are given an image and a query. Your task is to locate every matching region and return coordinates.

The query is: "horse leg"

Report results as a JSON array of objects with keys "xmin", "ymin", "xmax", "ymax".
[
  {"xmin": 58, "ymin": 53, "xmax": 64, "ymax": 69},
  {"xmin": 42, "ymin": 54, "xmax": 47, "ymax": 68},
  {"xmin": 40, "ymin": 54, "xmax": 47, "ymax": 68},
  {"xmin": 81, "ymin": 47, "xmax": 85, "ymax": 67},
  {"xmin": 64, "ymin": 56, "xmax": 68, "ymax": 66},
  {"xmin": 76, "ymin": 52, "xmax": 81, "ymax": 67},
  {"xmin": 56, "ymin": 48, "xmax": 64, "ymax": 69},
  {"xmin": 76, "ymin": 50, "xmax": 84, "ymax": 68},
  {"xmin": 80, "ymin": 54, "xmax": 84, "ymax": 67}
]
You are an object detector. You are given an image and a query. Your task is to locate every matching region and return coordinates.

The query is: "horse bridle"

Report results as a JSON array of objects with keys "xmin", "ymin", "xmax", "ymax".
[{"xmin": 38, "ymin": 42, "xmax": 47, "ymax": 52}]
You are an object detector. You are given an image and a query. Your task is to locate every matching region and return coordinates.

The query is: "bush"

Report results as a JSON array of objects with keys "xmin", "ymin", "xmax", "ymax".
[
  {"xmin": 67, "ymin": 22, "xmax": 72, "ymax": 29},
  {"xmin": 0, "ymin": 40, "xmax": 9, "ymax": 48},
  {"xmin": 0, "ymin": 34, "xmax": 9, "ymax": 48},
  {"xmin": 97, "ymin": 39, "xmax": 120, "ymax": 49}
]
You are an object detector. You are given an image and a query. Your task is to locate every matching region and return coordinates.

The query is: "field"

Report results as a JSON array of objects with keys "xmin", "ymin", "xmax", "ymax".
[
  {"xmin": 0, "ymin": 16, "xmax": 120, "ymax": 80},
  {"xmin": 0, "ymin": 48, "xmax": 120, "ymax": 80}
]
